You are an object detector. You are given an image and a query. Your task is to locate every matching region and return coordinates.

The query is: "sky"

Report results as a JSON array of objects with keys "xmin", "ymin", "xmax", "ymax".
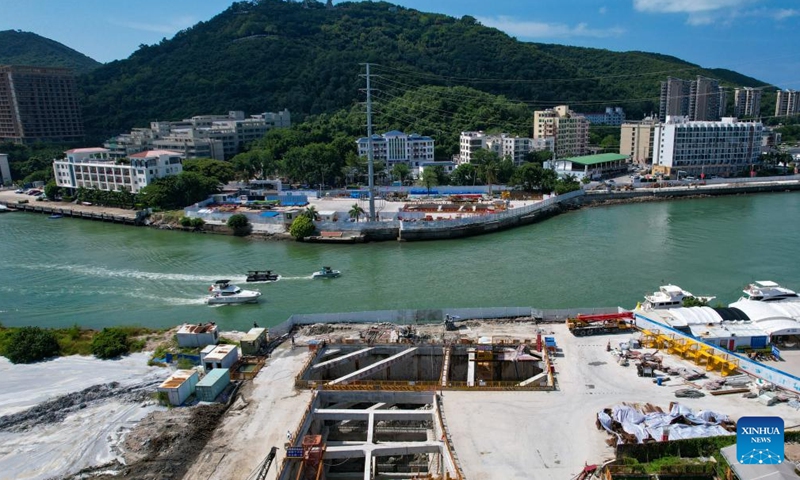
[{"xmin": 1, "ymin": 0, "xmax": 799, "ymax": 88}]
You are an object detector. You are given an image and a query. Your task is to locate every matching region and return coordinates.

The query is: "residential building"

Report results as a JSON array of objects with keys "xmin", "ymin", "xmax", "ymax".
[
  {"xmin": 652, "ymin": 116, "xmax": 762, "ymax": 178},
  {"xmin": 458, "ymin": 131, "xmax": 552, "ymax": 166},
  {"xmin": 762, "ymin": 127, "xmax": 782, "ymax": 149},
  {"xmin": 417, "ymin": 161, "xmax": 456, "ymax": 178},
  {"xmin": 0, "ymin": 153, "xmax": 10, "ymax": 185},
  {"xmin": 659, "ymin": 76, "xmax": 725, "ymax": 122},
  {"xmin": 53, "ymin": 147, "xmax": 184, "ymax": 193},
  {"xmin": 734, "ymin": 87, "xmax": 762, "ymax": 118},
  {"xmin": 356, "ymin": 130, "xmax": 434, "ymax": 170},
  {"xmin": 0, "ymin": 65, "xmax": 84, "ymax": 144},
  {"xmin": 581, "ymin": 107, "xmax": 626, "ymax": 126},
  {"xmin": 533, "ymin": 105, "xmax": 589, "ymax": 159},
  {"xmin": 620, "ymin": 118, "xmax": 659, "ymax": 166},
  {"xmin": 775, "ymin": 90, "xmax": 800, "ymax": 117},
  {"xmin": 104, "ymin": 110, "xmax": 291, "ymax": 160}
]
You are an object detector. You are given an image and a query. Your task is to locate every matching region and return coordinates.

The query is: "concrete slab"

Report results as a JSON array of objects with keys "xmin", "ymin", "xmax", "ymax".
[{"xmin": 328, "ymin": 347, "xmax": 417, "ymax": 385}]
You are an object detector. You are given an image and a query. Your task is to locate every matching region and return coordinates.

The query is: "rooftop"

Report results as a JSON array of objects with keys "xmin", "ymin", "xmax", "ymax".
[
  {"xmin": 158, "ymin": 369, "xmax": 196, "ymax": 389},
  {"xmin": 205, "ymin": 344, "xmax": 238, "ymax": 361},
  {"xmin": 65, "ymin": 147, "xmax": 108, "ymax": 154},
  {"xmin": 129, "ymin": 149, "xmax": 183, "ymax": 158},
  {"xmin": 562, "ymin": 153, "xmax": 628, "ymax": 166},
  {"xmin": 177, "ymin": 322, "xmax": 218, "ymax": 335}
]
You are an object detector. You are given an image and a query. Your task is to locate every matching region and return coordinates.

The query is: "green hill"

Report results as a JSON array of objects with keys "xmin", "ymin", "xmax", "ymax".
[
  {"xmin": 0, "ymin": 30, "xmax": 101, "ymax": 75},
  {"xmin": 77, "ymin": 0, "xmax": 770, "ymax": 137}
]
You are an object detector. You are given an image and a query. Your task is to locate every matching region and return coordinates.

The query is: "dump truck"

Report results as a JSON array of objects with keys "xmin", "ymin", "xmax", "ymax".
[{"xmin": 566, "ymin": 312, "xmax": 635, "ymax": 336}]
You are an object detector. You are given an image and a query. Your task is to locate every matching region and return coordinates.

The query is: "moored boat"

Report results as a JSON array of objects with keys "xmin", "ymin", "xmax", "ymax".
[
  {"xmin": 740, "ymin": 281, "xmax": 799, "ymax": 302},
  {"xmin": 641, "ymin": 285, "xmax": 715, "ymax": 310}
]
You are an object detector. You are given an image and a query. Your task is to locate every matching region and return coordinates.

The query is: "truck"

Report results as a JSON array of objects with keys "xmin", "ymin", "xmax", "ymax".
[{"xmin": 566, "ymin": 312, "xmax": 635, "ymax": 337}]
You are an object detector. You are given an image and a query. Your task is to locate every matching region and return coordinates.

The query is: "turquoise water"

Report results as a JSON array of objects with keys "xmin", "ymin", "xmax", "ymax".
[{"xmin": 2, "ymin": 192, "xmax": 799, "ymax": 331}]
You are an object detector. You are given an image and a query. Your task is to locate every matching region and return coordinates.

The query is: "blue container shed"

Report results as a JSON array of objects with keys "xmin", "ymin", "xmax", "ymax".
[{"xmin": 196, "ymin": 368, "xmax": 231, "ymax": 402}]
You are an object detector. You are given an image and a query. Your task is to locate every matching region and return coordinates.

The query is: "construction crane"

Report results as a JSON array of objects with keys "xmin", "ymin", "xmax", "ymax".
[
  {"xmin": 254, "ymin": 446, "xmax": 278, "ymax": 480},
  {"xmin": 566, "ymin": 312, "xmax": 634, "ymax": 336}
]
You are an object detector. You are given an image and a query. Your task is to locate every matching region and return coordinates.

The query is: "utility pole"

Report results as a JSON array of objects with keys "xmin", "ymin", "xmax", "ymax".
[{"xmin": 362, "ymin": 63, "xmax": 376, "ymax": 221}]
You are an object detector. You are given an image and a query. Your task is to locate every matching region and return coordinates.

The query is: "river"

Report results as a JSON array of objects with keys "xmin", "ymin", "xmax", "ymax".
[{"xmin": 2, "ymin": 192, "xmax": 799, "ymax": 331}]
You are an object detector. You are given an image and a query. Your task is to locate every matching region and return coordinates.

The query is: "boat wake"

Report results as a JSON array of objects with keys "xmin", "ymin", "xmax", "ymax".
[
  {"xmin": 280, "ymin": 275, "xmax": 314, "ymax": 281},
  {"xmin": 23, "ymin": 264, "xmax": 234, "ymax": 283}
]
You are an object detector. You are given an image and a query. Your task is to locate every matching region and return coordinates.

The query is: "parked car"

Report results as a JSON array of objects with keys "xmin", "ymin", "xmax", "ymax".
[{"xmin": 14, "ymin": 188, "xmax": 24, "ymax": 194}]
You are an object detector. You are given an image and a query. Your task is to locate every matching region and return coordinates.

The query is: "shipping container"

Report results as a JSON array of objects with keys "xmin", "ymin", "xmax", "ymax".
[
  {"xmin": 158, "ymin": 369, "xmax": 199, "ymax": 406},
  {"xmin": 196, "ymin": 368, "xmax": 231, "ymax": 402}
]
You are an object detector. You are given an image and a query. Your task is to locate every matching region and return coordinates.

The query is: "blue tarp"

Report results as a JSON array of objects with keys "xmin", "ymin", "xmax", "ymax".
[{"xmin": 259, "ymin": 211, "xmax": 279, "ymax": 218}]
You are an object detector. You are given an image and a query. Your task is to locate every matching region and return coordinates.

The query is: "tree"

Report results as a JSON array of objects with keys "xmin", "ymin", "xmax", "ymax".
[
  {"xmin": 450, "ymin": 163, "xmax": 479, "ymax": 186},
  {"xmin": 190, "ymin": 217, "xmax": 205, "ymax": 229},
  {"xmin": 302, "ymin": 205, "xmax": 318, "ymax": 221},
  {"xmin": 349, "ymin": 203, "xmax": 365, "ymax": 222},
  {"xmin": 510, "ymin": 163, "xmax": 544, "ymax": 191},
  {"xmin": 524, "ymin": 150, "xmax": 553, "ymax": 165},
  {"xmin": 91, "ymin": 328, "xmax": 130, "ymax": 359},
  {"xmin": 554, "ymin": 174, "xmax": 581, "ymax": 195},
  {"xmin": 541, "ymin": 168, "xmax": 559, "ymax": 193},
  {"xmin": 289, "ymin": 215, "xmax": 316, "ymax": 239},
  {"xmin": 682, "ymin": 296, "xmax": 709, "ymax": 308},
  {"xmin": 182, "ymin": 158, "xmax": 236, "ymax": 184},
  {"xmin": 420, "ymin": 168, "xmax": 439, "ymax": 196},
  {"xmin": 391, "ymin": 163, "xmax": 410, "ymax": 185},
  {"xmin": 44, "ymin": 180, "xmax": 60, "ymax": 200},
  {"xmin": 227, "ymin": 213, "xmax": 251, "ymax": 236},
  {"xmin": 4, "ymin": 327, "xmax": 60, "ymax": 364}
]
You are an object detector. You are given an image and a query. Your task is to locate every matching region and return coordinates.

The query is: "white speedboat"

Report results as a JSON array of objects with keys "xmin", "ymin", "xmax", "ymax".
[
  {"xmin": 206, "ymin": 280, "xmax": 261, "ymax": 305},
  {"xmin": 740, "ymin": 281, "xmax": 799, "ymax": 302},
  {"xmin": 641, "ymin": 285, "xmax": 715, "ymax": 310},
  {"xmin": 312, "ymin": 266, "xmax": 341, "ymax": 279}
]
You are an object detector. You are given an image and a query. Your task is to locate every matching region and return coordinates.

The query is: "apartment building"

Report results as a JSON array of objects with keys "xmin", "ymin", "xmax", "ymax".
[
  {"xmin": 105, "ymin": 110, "xmax": 290, "ymax": 160},
  {"xmin": 356, "ymin": 130, "xmax": 434, "ymax": 170},
  {"xmin": 0, "ymin": 153, "xmax": 10, "ymax": 185},
  {"xmin": 652, "ymin": 116, "xmax": 762, "ymax": 178},
  {"xmin": 581, "ymin": 107, "xmax": 626, "ymax": 126},
  {"xmin": 0, "ymin": 65, "xmax": 84, "ymax": 144},
  {"xmin": 458, "ymin": 131, "xmax": 553, "ymax": 166},
  {"xmin": 659, "ymin": 76, "xmax": 725, "ymax": 122},
  {"xmin": 775, "ymin": 90, "xmax": 800, "ymax": 117},
  {"xmin": 620, "ymin": 118, "xmax": 659, "ymax": 166},
  {"xmin": 532, "ymin": 105, "xmax": 589, "ymax": 159},
  {"xmin": 53, "ymin": 148, "xmax": 183, "ymax": 193},
  {"xmin": 734, "ymin": 87, "xmax": 762, "ymax": 118}
]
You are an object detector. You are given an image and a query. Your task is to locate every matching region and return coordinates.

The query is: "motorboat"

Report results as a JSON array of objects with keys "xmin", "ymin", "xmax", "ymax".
[
  {"xmin": 246, "ymin": 270, "xmax": 280, "ymax": 282},
  {"xmin": 740, "ymin": 281, "xmax": 799, "ymax": 302},
  {"xmin": 206, "ymin": 280, "xmax": 261, "ymax": 305},
  {"xmin": 312, "ymin": 266, "xmax": 341, "ymax": 279},
  {"xmin": 0, "ymin": 204, "xmax": 12, "ymax": 213},
  {"xmin": 641, "ymin": 285, "xmax": 715, "ymax": 310},
  {"xmin": 48, "ymin": 214, "xmax": 63, "ymax": 219}
]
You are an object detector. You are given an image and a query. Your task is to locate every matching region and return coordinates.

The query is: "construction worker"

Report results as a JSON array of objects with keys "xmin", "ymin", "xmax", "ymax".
[{"xmin": 606, "ymin": 340, "xmax": 611, "ymax": 352}]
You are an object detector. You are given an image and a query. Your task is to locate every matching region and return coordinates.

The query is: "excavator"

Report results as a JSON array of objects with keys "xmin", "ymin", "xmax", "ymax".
[{"xmin": 566, "ymin": 312, "xmax": 635, "ymax": 336}]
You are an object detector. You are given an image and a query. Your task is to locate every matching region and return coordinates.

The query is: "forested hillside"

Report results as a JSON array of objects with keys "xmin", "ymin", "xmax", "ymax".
[
  {"xmin": 0, "ymin": 30, "xmax": 101, "ymax": 74},
  {"xmin": 76, "ymin": 0, "xmax": 768, "ymax": 137}
]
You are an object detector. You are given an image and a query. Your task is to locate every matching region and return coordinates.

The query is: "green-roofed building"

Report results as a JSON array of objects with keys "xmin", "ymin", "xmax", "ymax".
[{"xmin": 551, "ymin": 153, "xmax": 629, "ymax": 180}]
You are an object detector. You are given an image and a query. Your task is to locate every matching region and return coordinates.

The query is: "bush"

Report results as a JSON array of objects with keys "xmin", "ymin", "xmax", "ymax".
[
  {"xmin": 62, "ymin": 195, "xmax": 74, "ymax": 203},
  {"xmin": 190, "ymin": 217, "xmax": 205, "ymax": 228},
  {"xmin": 4, "ymin": 327, "xmax": 60, "ymax": 364},
  {"xmin": 227, "ymin": 213, "xmax": 251, "ymax": 236},
  {"xmin": 90, "ymin": 328, "xmax": 129, "ymax": 359},
  {"xmin": 289, "ymin": 215, "xmax": 316, "ymax": 239},
  {"xmin": 179, "ymin": 216, "xmax": 193, "ymax": 227}
]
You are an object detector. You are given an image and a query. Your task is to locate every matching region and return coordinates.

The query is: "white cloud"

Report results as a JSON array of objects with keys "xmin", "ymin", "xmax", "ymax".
[
  {"xmin": 111, "ymin": 15, "xmax": 197, "ymax": 34},
  {"xmin": 599, "ymin": 6, "xmax": 608, "ymax": 14},
  {"xmin": 633, "ymin": 0, "xmax": 753, "ymax": 14},
  {"xmin": 476, "ymin": 16, "xmax": 624, "ymax": 39},
  {"xmin": 770, "ymin": 8, "xmax": 800, "ymax": 20}
]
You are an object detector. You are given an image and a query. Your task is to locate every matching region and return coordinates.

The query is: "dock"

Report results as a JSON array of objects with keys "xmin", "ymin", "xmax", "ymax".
[{"xmin": 0, "ymin": 200, "xmax": 143, "ymax": 225}]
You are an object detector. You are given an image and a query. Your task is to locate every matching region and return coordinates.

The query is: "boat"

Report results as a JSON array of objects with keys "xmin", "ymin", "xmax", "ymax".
[
  {"xmin": 0, "ymin": 204, "xmax": 12, "ymax": 213},
  {"xmin": 48, "ymin": 214, "xmax": 63, "ymax": 219},
  {"xmin": 246, "ymin": 270, "xmax": 280, "ymax": 282},
  {"xmin": 206, "ymin": 280, "xmax": 261, "ymax": 305},
  {"xmin": 312, "ymin": 266, "xmax": 341, "ymax": 279},
  {"xmin": 641, "ymin": 285, "xmax": 715, "ymax": 310},
  {"xmin": 740, "ymin": 281, "xmax": 799, "ymax": 302}
]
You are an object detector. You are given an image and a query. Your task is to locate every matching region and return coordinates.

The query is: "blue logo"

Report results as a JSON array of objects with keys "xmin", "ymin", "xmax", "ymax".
[{"xmin": 737, "ymin": 416, "xmax": 784, "ymax": 464}]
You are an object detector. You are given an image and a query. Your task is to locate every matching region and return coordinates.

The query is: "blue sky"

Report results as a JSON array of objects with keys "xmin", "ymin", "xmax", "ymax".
[{"xmin": 1, "ymin": 0, "xmax": 798, "ymax": 88}]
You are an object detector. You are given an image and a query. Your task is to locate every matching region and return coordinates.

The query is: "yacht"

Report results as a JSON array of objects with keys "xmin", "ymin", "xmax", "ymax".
[
  {"xmin": 641, "ymin": 285, "xmax": 715, "ymax": 310},
  {"xmin": 206, "ymin": 280, "xmax": 261, "ymax": 305},
  {"xmin": 740, "ymin": 281, "xmax": 799, "ymax": 302},
  {"xmin": 246, "ymin": 270, "xmax": 280, "ymax": 282},
  {"xmin": 312, "ymin": 266, "xmax": 341, "ymax": 279}
]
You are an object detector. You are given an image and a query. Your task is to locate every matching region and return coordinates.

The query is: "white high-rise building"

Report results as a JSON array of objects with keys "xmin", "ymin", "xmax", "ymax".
[
  {"xmin": 653, "ymin": 117, "xmax": 762, "ymax": 178},
  {"xmin": 532, "ymin": 105, "xmax": 589, "ymax": 159},
  {"xmin": 775, "ymin": 90, "xmax": 800, "ymax": 117},
  {"xmin": 53, "ymin": 148, "xmax": 184, "ymax": 193}
]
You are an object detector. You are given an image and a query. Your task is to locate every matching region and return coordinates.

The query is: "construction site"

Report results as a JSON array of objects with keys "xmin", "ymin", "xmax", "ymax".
[{"xmin": 9, "ymin": 312, "xmax": 800, "ymax": 480}]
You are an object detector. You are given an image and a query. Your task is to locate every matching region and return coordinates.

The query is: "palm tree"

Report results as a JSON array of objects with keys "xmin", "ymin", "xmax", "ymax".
[
  {"xmin": 349, "ymin": 203, "xmax": 365, "ymax": 222},
  {"xmin": 481, "ymin": 157, "xmax": 500, "ymax": 198},
  {"xmin": 420, "ymin": 168, "xmax": 439, "ymax": 197},
  {"xmin": 303, "ymin": 205, "xmax": 318, "ymax": 221},
  {"xmin": 392, "ymin": 163, "xmax": 410, "ymax": 185}
]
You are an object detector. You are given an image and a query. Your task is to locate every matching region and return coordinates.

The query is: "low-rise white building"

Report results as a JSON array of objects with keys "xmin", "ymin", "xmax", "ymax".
[
  {"xmin": 652, "ymin": 116, "xmax": 762, "ymax": 178},
  {"xmin": 53, "ymin": 147, "xmax": 184, "ymax": 193},
  {"xmin": 458, "ymin": 131, "xmax": 552, "ymax": 166},
  {"xmin": 547, "ymin": 153, "xmax": 628, "ymax": 180},
  {"xmin": 158, "ymin": 369, "xmax": 199, "ymax": 406},
  {"xmin": 203, "ymin": 344, "xmax": 239, "ymax": 372},
  {"xmin": 356, "ymin": 131, "xmax": 434, "ymax": 170},
  {"xmin": 176, "ymin": 322, "xmax": 220, "ymax": 348}
]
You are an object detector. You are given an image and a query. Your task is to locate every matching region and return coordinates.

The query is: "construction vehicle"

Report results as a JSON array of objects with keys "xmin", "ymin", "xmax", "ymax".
[
  {"xmin": 254, "ymin": 446, "xmax": 277, "ymax": 480},
  {"xmin": 444, "ymin": 314, "xmax": 463, "ymax": 331},
  {"xmin": 566, "ymin": 312, "xmax": 635, "ymax": 336}
]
